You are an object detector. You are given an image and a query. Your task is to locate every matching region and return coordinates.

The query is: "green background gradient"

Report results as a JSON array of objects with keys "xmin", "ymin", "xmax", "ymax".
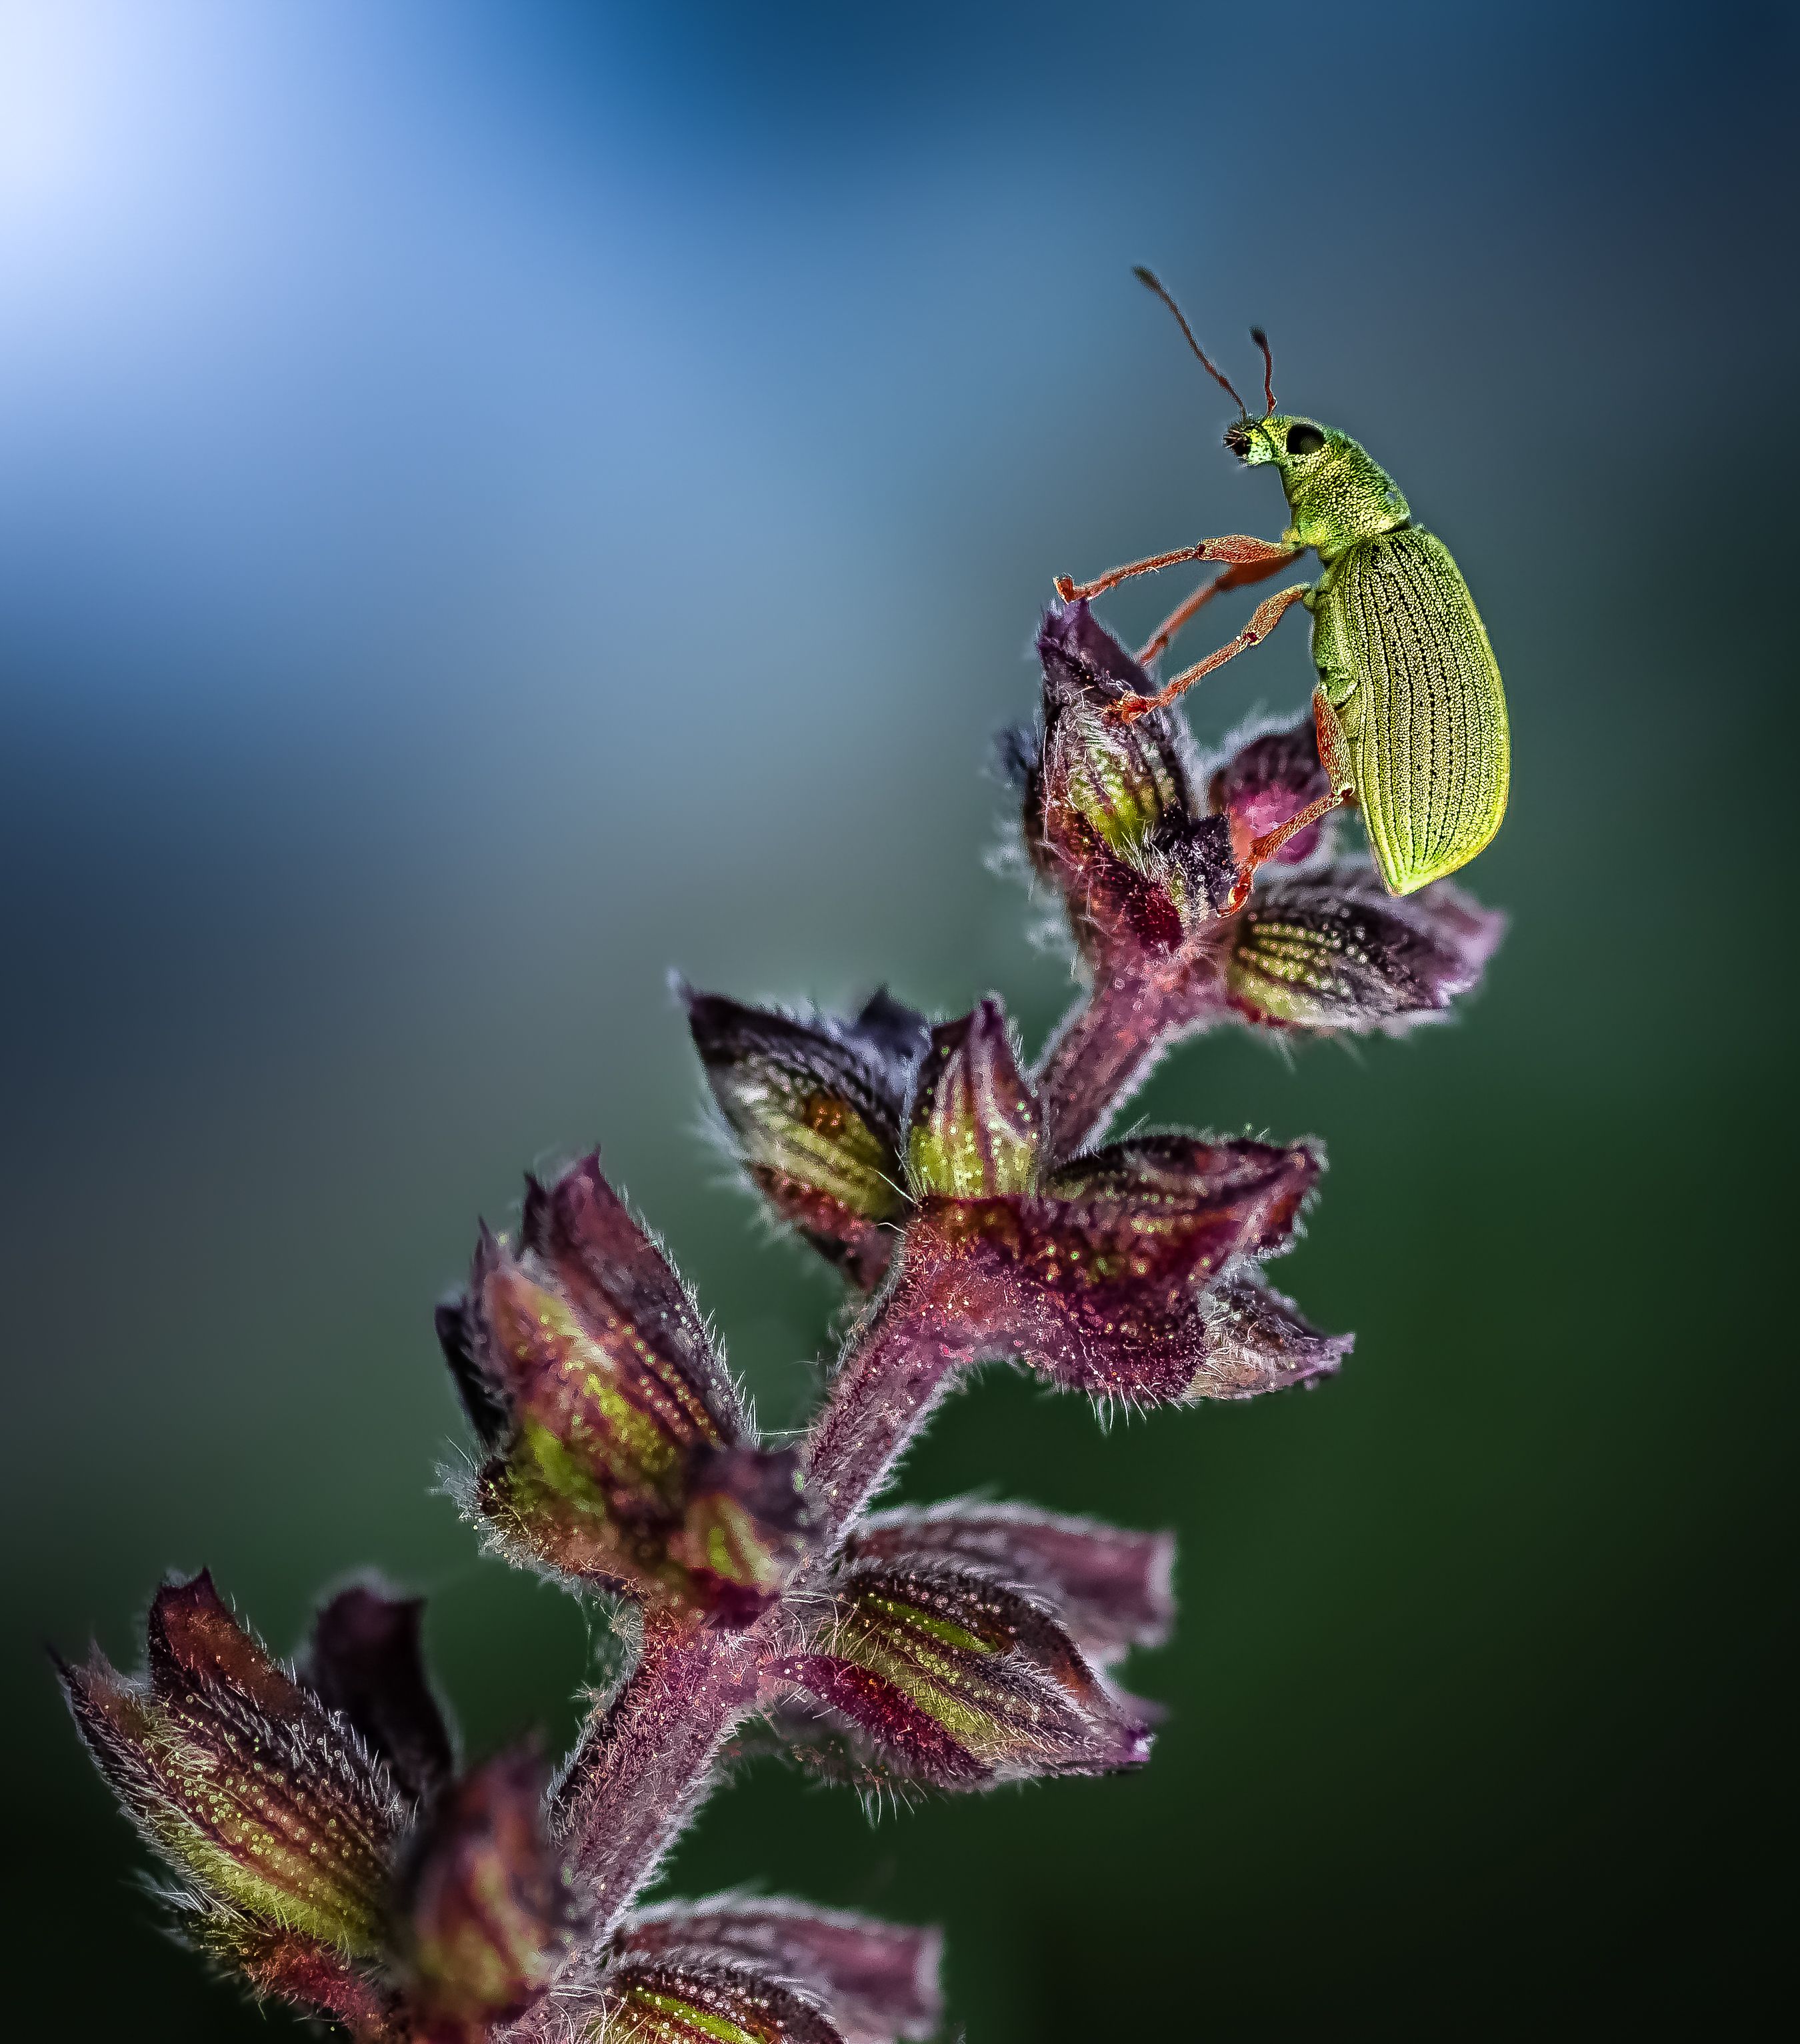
[{"xmin": 3, "ymin": 1, "xmax": 1793, "ymax": 2034}]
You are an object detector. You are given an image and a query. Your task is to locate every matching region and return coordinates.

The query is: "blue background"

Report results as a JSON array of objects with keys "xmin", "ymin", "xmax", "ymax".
[{"xmin": 4, "ymin": 2, "xmax": 1794, "ymax": 2035}]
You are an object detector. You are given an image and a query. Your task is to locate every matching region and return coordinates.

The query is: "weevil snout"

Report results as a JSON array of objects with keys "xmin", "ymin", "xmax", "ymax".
[{"xmin": 1224, "ymin": 416, "xmax": 1281, "ymax": 465}]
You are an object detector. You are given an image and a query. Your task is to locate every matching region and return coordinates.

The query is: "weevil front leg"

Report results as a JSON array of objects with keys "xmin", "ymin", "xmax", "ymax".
[
  {"xmin": 1223, "ymin": 690, "xmax": 1357, "ymax": 912},
  {"xmin": 1054, "ymin": 534, "xmax": 1300, "ymax": 607},
  {"xmin": 1137, "ymin": 547, "xmax": 1301, "ymax": 665},
  {"xmin": 1111, "ymin": 582, "xmax": 1311, "ymax": 725}
]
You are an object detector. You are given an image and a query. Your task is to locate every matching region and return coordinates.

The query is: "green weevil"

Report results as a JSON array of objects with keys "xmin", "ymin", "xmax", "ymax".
[{"xmin": 1055, "ymin": 268, "xmax": 1509, "ymax": 905}]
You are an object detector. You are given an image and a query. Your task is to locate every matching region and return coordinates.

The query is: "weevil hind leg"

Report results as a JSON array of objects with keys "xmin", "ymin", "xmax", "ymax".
[
  {"xmin": 1223, "ymin": 691, "xmax": 1355, "ymax": 912},
  {"xmin": 1137, "ymin": 547, "xmax": 1301, "ymax": 665},
  {"xmin": 1113, "ymin": 582, "xmax": 1311, "ymax": 724},
  {"xmin": 1054, "ymin": 534, "xmax": 1299, "ymax": 607},
  {"xmin": 1312, "ymin": 687, "xmax": 1357, "ymax": 799}
]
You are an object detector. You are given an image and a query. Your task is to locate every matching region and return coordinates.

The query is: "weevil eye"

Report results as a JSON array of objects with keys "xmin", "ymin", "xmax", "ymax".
[{"xmin": 1285, "ymin": 423, "xmax": 1327, "ymax": 457}]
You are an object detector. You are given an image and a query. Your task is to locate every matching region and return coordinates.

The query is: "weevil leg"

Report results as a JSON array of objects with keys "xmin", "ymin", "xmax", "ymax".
[
  {"xmin": 1054, "ymin": 535, "xmax": 1299, "ymax": 607},
  {"xmin": 1311, "ymin": 687, "xmax": 1357, "ymax": 797},
  {"xmin": 1137, "ymin": 547, "xmax": 1299, "ymax": 665},
  {"xmin": 1223, "ymin": 691, "xmax": 1355, "ymax": 912},
  {"xmin": 1112, "ymin": 583, "xmax": 1311, "ymax": 724}
]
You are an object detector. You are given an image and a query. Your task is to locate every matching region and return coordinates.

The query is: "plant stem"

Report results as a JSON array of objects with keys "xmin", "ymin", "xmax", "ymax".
[
  {"xmin": 545, "ymin": 1267, "xmax": 971, "ymax": 1968},
  {"xmin": 801, "ymin": 1269, "xmax": 970, "ymax": 1552},
  {"xmin": 553, "ymin": 1613, "xmax": 760, "ymax": 1937},
  {"xmin": 1035, "ymin": 944, "xmax": 1229, "ymax": 1163}
]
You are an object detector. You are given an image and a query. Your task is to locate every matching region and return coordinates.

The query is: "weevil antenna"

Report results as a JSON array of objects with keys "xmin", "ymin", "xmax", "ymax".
[
  {"xmin": 1132, "ymin": 266, "xmax": 1248, "ymax": 414},
  {"xmin": 1249, "ymin": 327, "xmax": 1276, "ymax": 415}
]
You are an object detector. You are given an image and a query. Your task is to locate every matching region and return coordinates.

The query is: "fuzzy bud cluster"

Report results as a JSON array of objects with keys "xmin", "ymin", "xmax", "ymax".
[
  {"xmin": 691, "ymin": 987, "xmax": 1347, "ymax": 1402},
  {"xmin": 437, "ymin": 1154, "xmax": 812, "ymax": 1624},
  {"xmin": 57, "ymin": 1575, "xmax": 572, "ymax": 2040},
  {"xmin": 59, "ymin": 1574, "xmax": 947, "ymax": 2043}
]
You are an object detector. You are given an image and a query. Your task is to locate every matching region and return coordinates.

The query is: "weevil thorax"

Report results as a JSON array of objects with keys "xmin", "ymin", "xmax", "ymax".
[{"xmin": 1225, "ymin": 415, "xmax": 1409, "ymax": 564}]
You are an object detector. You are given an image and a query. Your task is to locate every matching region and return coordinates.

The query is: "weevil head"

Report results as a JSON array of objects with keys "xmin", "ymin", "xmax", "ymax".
[{"xmin": 1225, "ymin": 414, "xmax": 1409, "ymax": 562}]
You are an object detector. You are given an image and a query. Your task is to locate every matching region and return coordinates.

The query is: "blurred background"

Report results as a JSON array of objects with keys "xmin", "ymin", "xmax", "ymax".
[{"xmin": 4, "ymin": 1, "xmax": 1794, "ymax": 2034}]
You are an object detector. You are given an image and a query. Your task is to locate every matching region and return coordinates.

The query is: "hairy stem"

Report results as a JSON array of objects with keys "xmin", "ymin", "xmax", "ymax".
[
  {"xmin": 545, "ymin": 1267, "xmax": 971, "ymax": 1970},
  {"xmin": 1035, "ymin": 943, "xmax": 1229, "ymax": 1163},
  {"xmin": 553, "ymin": 1613, "xmax": 761, "ymax": 1938},
  {"xmin": 801, "ymin": 1269, "xmax": 971, "ymax": 1552}
]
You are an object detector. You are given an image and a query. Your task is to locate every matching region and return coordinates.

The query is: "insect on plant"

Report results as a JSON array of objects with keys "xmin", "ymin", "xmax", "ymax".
[{"xmin": 1055, "ymin": 267, "xmax": 1511, "ymax": 903}]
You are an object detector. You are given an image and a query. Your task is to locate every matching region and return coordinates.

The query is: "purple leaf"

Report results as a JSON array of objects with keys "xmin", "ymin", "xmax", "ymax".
[
  {"xmin": 1193, "ymin": 1273, "xmax": 1353, "ymax": 1397},
  {"xmin": 1016, "ymin": 602, "xmax": 1218, "ymax": 967}
]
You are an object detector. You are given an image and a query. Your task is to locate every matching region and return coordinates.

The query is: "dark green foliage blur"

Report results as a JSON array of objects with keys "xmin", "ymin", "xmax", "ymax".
[{"xmin": 4, "ymin": 1, "xmax": 1793, "ymax": 2035}]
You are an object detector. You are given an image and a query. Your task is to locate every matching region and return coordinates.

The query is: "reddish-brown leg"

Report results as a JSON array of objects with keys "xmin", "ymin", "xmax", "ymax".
[
  {"xmin": 1136, "ymin": 548, "xmax": 1300, "ymax": 665},
  {"xmin": 1223, "ymin": 691, "xmax": 1356, "ymax": 911},
  {"xmin": 1311, "ymin": 686, "xmax": 1355, "ymax": 796},
  {"xmin": 1054, "ymin": 534, "xmax": 1298, "ymax": 606},
  {"xmin": 1112, "ymin": 582, "xmax": 1311, "ymax": 724}
]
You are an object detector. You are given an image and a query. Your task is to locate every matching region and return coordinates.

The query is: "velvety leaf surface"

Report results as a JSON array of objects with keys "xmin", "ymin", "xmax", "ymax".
[{"xmin": 685, "ymin": 988, "xmax": 926, "ymax": 1287}]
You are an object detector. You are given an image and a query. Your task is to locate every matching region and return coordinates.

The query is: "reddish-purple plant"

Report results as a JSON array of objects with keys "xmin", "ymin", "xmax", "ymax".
[{"xmin": 60, "ymin": 599, "xmax": 1502, "ymax": 2040}]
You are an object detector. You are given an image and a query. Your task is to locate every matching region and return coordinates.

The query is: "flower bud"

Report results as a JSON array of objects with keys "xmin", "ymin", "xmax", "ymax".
[
  {"xmin": 305, "ymin": 1583, "xmax": 455, "ymax": 1805},
  {"xmin": 850, "ymin": 1503, "xmax": 1172, "ymax": 1665},
  {"xmin": 57, "ymin": 1573, "xmax": 408, "ymax": 2029},
  {"xmin": 1035, "ymin": 602, "xmax": 1187, "ymax": 847},
  {"xmin": 782, "ymin": 1557, "xmax": 1151, "ymax": 1789},
  {"xmin": 1009, "ymin": 603, "xmax": 1239, "ymax": 963},
  {"xmin": 667, "ymin": 1443, "xmax": 812, "ymax": 1628},
  {"xmin": 906, "ymin": 999, "xmax": 1040, "ymax": 1199},
  {"xmin": 589, "ymin": 1953, "xmax": 847, "ymax": 2044},
  {"xmin": 439, "ymin": 1153, "xmax": 809, "ymax": 1621},
  {"xmin": 901, "ymin": 1131, "xmax": 1325, "ymax": 1406},
  {"xmin": 620, "ymin": 1899, "xmax": 941, "ymax": 2044},
  {"xmin": 684, "ymin": 987, "xmax": 927, "ymax": 1289},
  {"xmin": 397, "ymin": 1747, "xmax": 574, "ymax": 2041},
  {"xmin": 1193, "ymin": 1274, "xmax": 1353, "ymax": 1397},
  {"xmin": 1209, "ymin": 712, "xmax": 1334, "ymax": 865},
  {"xmin": 1224, "ymin": 867, "xmax": 1506, "ymax": 1033}
]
